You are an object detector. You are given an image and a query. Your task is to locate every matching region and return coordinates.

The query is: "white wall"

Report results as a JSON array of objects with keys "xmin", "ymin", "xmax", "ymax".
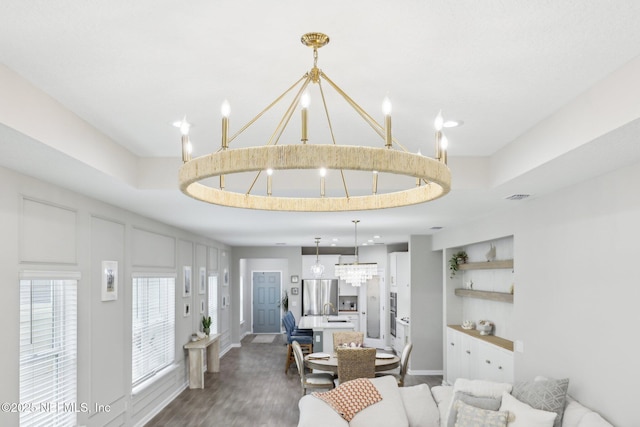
[
  {"xmin": 0, "ymin": 165, "xmax": 229, "ymax": 427},
  {"xmin": 433, "ymin": 160, "xmax": 640, "ymax": 427},
  {"xmin": 409, "ymin": 235, "xmax": 443, "ymax": 374}
]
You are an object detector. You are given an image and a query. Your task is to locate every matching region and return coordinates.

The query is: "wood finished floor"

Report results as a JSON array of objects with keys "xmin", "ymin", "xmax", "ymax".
[{"xmin": 145, "ymin": 334, "xmax": 442, "ymax": 427}]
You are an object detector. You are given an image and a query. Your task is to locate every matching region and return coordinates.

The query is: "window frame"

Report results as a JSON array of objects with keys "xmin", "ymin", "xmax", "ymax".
[{"xmin": 131, "ymin": 273, "xmax": 176, "ymax": 389}]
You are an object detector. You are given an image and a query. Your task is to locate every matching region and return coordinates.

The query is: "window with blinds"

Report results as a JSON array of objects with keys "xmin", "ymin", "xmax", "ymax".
[
  {"xmin": 131, "ymin": 276, "xmax": 175, "ymax": 387},
  {"xmin": 207, "ymin": 275, "xmax": 218, "ymax": 334},
  {"xmin": 19, "ymin": 278, "xmax": 77, "ymax": 427}
]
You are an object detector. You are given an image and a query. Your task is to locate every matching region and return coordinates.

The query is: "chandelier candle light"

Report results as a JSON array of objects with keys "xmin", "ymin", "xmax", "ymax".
[{"xmin": 177, "ymin": 32, "xmax": 459, "ymax": 212}]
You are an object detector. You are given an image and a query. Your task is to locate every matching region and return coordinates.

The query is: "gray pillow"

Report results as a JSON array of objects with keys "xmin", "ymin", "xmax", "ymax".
[
  {"xmin": 447, "ymin": 391, "xmax": 502, "ymax": 427},
  {"xmin": 454, "ymin": 400, "xmax": 508, "ymax": 427},
  {"xmin": 512, "ymin": 378, "xmax": 569, "ymax": 427}
]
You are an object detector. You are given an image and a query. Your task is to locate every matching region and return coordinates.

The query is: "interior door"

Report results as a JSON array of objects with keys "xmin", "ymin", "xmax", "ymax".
[
  {"xmin": 361, "ymin": 272, "xmax": 386, "ymax": 349},
  {"xmin": 252, "ymin": 271, "xmax": 281, "ymax": 333}
]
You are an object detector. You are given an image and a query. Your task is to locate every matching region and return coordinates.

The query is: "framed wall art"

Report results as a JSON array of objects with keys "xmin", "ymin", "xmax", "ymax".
[
  {"xmin": 199, "ymin": 267, "xmax": 206, "ymax": 294},
  {"xmin": 101, "ymin": 260, "xmax": 118, "ymax": 301},
  {"xmin": 184, "ymin": 302, "xmax": 191, "ymax": 317},
  {"xmin": 183, "ymin": 266, "xmax": 192, "ymax": 297}
]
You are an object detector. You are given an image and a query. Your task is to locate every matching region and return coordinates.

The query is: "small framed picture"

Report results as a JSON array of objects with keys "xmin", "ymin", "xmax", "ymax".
[
  {"xmin": 101, "ymin": 260, "xmax": 118, "ymax": 301},
  {"xmin": 183, "ymin": 266, "xmax": 192, "ymax": 297},
  {"xmin": 223, "ymin": 268, "xmax": 229, "ymax": 286},
  {"xmin": 291, "ymin": 275, "xmax": 299, "ymax": 283},
  {"xmin": 184, "ymin": 302, "xmax": 191, "ymax": 317},
  {"xmin": 291, "ymin": 287, "xmax": 299, "ymax": 295},
  {"xmin": 199, "ymin": 267, "xmax": 206, "ymax": 294},
  {"xmin": 200, "ymin": 299, "xmax": 205, "ymax": 314}
]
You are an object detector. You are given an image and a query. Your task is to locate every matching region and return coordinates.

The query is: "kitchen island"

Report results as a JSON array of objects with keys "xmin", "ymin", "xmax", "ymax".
[{"xmin": 298, "ymin": 316, "xmax": 355, "ymax": 354}]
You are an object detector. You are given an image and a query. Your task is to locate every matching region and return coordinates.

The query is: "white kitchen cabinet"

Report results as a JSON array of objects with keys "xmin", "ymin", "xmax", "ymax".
[
  {"xmin": 394, "ymin": 320, "xmax": 408, "ymax": 353},
  {"xmin": 445, "ymin": 326, "xmax": 513, "ymax": 385},
  {"xmin": 389, "ymin": 252, "xmax": 410, "ymax": 318},
  {"xmin": 339, "ymin": 313, "xmax": 360, "ymax": 332}
]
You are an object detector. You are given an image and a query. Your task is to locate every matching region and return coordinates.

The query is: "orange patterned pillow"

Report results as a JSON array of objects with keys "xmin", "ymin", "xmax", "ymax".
[{"xmin": 313, "ymin": 378, "xmax": 383, "ymax": 421}]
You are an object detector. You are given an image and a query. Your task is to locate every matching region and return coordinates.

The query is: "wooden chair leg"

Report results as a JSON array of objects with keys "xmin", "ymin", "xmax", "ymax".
[{"xmin": 285, "ymin": 344, "xmax": 294, "ymax": 373}]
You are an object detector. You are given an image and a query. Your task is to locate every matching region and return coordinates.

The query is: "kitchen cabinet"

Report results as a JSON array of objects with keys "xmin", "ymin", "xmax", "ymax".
[
  {"xmin": 338, "ymin": 313, "xmax": 360, "ymax": 332},
  {"xmin": 394, "ymin": 319, "xmax": 409, "ymax": 353},
  {"xmin": 389, "ymin": 252, "xmax": 410, "ymax": 318},
  {"xmin": 445, "ymin": 326, "xmax": 513, "ymax": 385}
]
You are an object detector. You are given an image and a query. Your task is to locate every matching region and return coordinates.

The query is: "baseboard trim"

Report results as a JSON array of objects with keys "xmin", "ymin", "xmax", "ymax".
[{"xmin": 134, "ymin": 382, "xmax": 187, "ymax": 427}]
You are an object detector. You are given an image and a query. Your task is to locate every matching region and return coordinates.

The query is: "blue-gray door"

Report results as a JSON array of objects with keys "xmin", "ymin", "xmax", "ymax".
[{"xmin": 252, "ymin": 271, "xmax": 281, "ymax": 333}]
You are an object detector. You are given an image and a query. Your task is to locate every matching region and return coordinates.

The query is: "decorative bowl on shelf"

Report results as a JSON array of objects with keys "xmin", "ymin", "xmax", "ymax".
[
  {"xmin": 477, "ymin": 320, "xmax": 494, "ymax": 335},
  {"xmin": 461, "ymin": 320, "xmax": 476, "ymax": 330}
]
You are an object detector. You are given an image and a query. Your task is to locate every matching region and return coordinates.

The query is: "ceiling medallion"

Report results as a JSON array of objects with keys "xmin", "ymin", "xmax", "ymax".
[{"xmin": 177, "ymin": 33, "xmax": 456, "ymax": 211}]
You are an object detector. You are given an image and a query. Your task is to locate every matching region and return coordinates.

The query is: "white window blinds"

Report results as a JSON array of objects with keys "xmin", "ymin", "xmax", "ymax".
[
  {"xmin": 132, "ymin": 276, "xmax": 175, "ymax": 387},
  {"xmin": 19, "ymin": 278, "xmax": 77, "ymax": 427},
  {"xmin": 207, "ymin": 275, "xmax": 218, "ymax": 334}
]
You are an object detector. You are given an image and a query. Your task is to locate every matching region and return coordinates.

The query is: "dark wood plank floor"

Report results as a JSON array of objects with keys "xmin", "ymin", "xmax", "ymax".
[{"xmin": 145, "ymin": 334, "xmax": 442, "ymax": 427}]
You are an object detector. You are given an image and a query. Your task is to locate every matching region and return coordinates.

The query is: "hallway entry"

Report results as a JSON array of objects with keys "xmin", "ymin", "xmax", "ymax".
[{"xmin": 252, "ymin": 271, "xmax": 281, "ymax": 333}]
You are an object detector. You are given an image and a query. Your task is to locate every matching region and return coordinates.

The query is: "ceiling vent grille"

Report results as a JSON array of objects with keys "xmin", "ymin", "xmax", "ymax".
[{"xmin": 505, "ymin": 194, "xmax": 530, "ymax": 201}]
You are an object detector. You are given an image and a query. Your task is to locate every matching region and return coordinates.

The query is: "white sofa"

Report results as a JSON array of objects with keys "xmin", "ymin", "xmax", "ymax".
[{"xmin": 297, "ymin": 376, "xmax": 613, "ymax": 427}]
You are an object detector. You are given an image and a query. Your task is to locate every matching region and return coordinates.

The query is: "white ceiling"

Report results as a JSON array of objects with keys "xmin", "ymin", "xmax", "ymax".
[{"xmin": 1, "ymin": 0, "xmax": 640, "ymax": 247}]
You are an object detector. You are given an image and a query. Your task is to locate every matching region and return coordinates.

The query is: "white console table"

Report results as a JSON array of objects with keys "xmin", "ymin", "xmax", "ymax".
[{"xmin": 183, "ymin": 333, "xmax": 221, "ymax": 389}]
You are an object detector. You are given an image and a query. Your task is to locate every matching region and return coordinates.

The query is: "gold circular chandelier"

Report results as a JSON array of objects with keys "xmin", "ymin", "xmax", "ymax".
[{"xmin": 177, "ymin": 32, "xmax": 456, "ymax": 212}]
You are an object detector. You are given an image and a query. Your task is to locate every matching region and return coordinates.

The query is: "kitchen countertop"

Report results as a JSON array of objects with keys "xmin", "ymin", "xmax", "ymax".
[
  {"xmin": 448, "ymin": 325, "xmax": 514, "ymax": 351},
  {"xmin": 298, "ymin": 316, "xmax": 355, "ymax": 330},
  {"xmin": 397, "ymin": 318, "xmax": 409, "ymax": 327}
]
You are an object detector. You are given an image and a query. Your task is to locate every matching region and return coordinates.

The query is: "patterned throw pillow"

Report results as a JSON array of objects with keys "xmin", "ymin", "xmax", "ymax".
[
  {"xmin": 312, "ymin": 378, "xmax": 383, "ymax": 421},
  {"xmin": 447, "ymin": 391, "xmax": 503, "ymax": 427},
  {"xmin": 454, "ymin": 400, "xmax": 509, "ymax": 427},
  {"xmin": 512, "ymin": 378, "xmax": 569, "ymax": 427}
]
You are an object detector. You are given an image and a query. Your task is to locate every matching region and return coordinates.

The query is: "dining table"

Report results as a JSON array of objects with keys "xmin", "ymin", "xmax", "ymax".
[{"xmin": 304, "ymin": 350, "xmax": 400, "ymax": 374}]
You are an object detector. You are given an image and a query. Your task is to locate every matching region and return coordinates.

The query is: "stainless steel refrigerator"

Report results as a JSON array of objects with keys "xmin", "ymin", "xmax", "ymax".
[{"xmin": 301, "ymin": 279, "xmax": 338, "ymax": 316}]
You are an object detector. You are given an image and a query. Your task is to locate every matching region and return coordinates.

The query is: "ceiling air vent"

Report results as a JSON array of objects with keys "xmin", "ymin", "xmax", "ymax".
[{"xmin": 505, "ymin": 194, "xmax": 530, "ymax": 201}]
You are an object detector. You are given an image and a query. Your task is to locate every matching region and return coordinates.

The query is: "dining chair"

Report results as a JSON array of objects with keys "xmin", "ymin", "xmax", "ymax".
[
  {"xmin": 336, "ymin": 347, "xmax": 376, "ymax": 384},
  {"xmin": 283, "ymin": 313, "xmax": 313, "ymax": 373},
  {"xmin": 332, "ymin": 331, "xmax": 364, "ymax": 350},
  {"xmin": 375, "ymin": 342, "xmax": 413, "ymax": 386},
  {"xmin": 292, "ymin": 341, "xmax": 335, "ymax": 395},
  {"xmin": 285, "ymin": 311, "xmax": 313, "ymax": 336}
]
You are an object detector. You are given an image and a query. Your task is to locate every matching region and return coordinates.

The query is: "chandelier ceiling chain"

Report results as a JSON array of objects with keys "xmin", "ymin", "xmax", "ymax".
[
  {"xmin": 310, "ymin": 237, "xmax": 325, "ymax": 278},
  {"xmin": 177, "ymin": 32, "xmax": 459, "ymax": 212}
]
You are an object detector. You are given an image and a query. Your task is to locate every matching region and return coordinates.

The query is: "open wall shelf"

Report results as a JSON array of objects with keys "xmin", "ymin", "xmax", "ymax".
[
  {"xmin": 458, "ymin": 260, "xmax": 514, "ymax": 270},
  {"xmin": 454, "ymin": 288, "xmax": 514, "ymax": 303}
]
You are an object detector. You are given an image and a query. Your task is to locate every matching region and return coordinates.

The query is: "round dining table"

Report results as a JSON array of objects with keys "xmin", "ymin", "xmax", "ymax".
[{"xmin": 304, "ymin": 351, "xmax": 400, "ymax": 373}]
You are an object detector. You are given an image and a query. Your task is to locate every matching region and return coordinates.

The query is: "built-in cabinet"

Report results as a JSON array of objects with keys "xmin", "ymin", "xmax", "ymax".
[
  {"xmin": 444, "ymin": 236, "xmax": 515, "ymax": 384},
  {"xmin": 446, "ymin": 326, "xmax": 513, "ymax": 384},
  {"xmin": 395, "ymin": 319, "xmax": 409, "ymax": 353}
]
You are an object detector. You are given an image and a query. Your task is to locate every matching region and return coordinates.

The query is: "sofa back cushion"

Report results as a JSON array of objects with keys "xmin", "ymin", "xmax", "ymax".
[{"xmin": 349, "ymin": 375, "xmax": 409, "ymax": 427}]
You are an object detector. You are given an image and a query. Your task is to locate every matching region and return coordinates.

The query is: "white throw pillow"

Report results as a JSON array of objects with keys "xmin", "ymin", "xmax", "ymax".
[{"xmin": 499, "ymin": 391, "xmax": 557, "ymax": 427}]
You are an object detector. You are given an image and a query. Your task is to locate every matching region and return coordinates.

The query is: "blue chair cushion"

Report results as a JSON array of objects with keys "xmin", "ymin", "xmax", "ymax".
[{"xmin": 289, "ymin": 335, "xmax": 313, "ymax": 345}]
